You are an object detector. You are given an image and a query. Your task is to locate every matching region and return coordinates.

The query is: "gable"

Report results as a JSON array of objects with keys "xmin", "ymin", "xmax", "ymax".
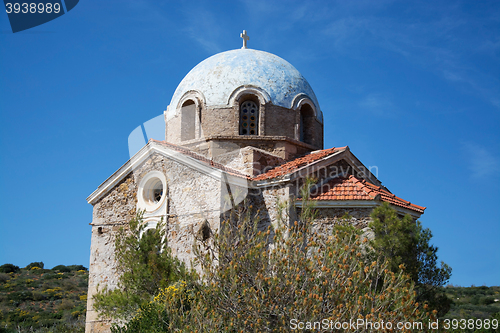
[
  {"xmin": 87, "ymin": 140, "xmax": 248, "ymax": 205},
  {"xmin": 253, "ymin": 146, "xmax": 381, "ymax": 186}
]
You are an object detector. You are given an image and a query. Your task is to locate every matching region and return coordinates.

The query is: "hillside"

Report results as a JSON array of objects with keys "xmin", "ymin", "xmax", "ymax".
[
  {"xmin": 0, "ymin": 262, "xmax": 87, "ymax": 333},
  {"xmin": 444, "ymin": 285, "xmax": 500, "ymax": 320}
]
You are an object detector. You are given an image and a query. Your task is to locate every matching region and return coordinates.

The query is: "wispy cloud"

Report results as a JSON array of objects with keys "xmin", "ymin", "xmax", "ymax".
[
  {"xmin": 491, "ymin": 98, "xmax": 500, "ymax": 109},
  {"xmin": 358, "ymin": 93, "xmax": 395, "ymax": 117},
  {"xmin": 316, "ymin": 3, "xmax": 500, "ymax": 109},
  {"xmin": 463, "ymin": 142, "xmax": 500, "ymax": 179},
  {"xmin": 122, "ymin": 1, "xmax": 170, "ymax": 28},
  {"xmin": 322, "ymin": 17, "xmax": 372, "ymax": 49},
  {"xmin": 179, "ymin": 6, "xmax": 225, "ymax": 54},
  {"xmin": 442, "ymin": 70, "xmax": 465, "ymax": 83},
  {"xmin": 239, "ymin": 0, "xmax": 329, "ymax": 26}
]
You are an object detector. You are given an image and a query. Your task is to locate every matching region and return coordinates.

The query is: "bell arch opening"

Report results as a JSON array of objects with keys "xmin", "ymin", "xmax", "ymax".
[
  {"xmin": 300, "ymin": 104, "xmax": 315, "ymax": 145},
  {"xmin": 239, "ymin": 96, "xmax": 260, "ymax": 136},
  {"xmin": 181, "ymin": 100, "xmax": 196, "ymax": 141}
]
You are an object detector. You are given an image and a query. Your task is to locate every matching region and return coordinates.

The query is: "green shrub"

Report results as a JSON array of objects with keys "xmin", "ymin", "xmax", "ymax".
[
  {"xmin": 32, "ymin": 291, "xmax": 47, "ymax": 301},
  {"xmin": 480, "ymin": 296, "xmax": 496, "ymax": 305},
  {"xmin": 25, "ymin": 262, "xmax": 44, "ymax": 270},
  {"xmin": 93, "ymin": 212, "xmax": 193, "ymax": 321},
  {"xmin": 51, "ymin": 265, "xmax": 71, "ymax": 273},
  {"xmin": 471, "ymin": 295, "xmax": 481, "ymax": 305},
  {"xmin": 42, "ymin": 273, "xmax": 58, "ymax": 280},
  {"xmin": 369, "ymin": 202, "xmax": 452, "ymax": 316},
  {"xmin": 67, "ymin": 265, "xmax": 87, "ymax": 272},
  {"xmin": 61, "ymin": 279, "xmax": 78, "ymax": 291},
  {"xmin": 111, "ymin": 302, "xmax": 172, "ymax": 333},
  {"xmin": 0, "ymin": 273, "xmax": 10, "ymax": 283},
  {"xmin": 56, "ymin": 299, "xmax": 75, "ymax": 311},
  {"xmin": 0, "ymin": 264, "xmax": 20, "ymax": 274},
  {"xmin": 7, "ymin": 291, "xmax": 33, "ymax": 303}
]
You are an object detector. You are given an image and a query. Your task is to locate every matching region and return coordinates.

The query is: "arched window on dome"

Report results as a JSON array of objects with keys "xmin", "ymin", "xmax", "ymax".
[
  {"xmin": 181, "ymin": 100, "xmax": 196, "ymax": 141},
  {"xmin": 239, "ymin": 99, "xmax": 259, "ymax": 135},
  {"xmin": 300, "ymin": 104, "xmax": 315, "ymax": 145}
]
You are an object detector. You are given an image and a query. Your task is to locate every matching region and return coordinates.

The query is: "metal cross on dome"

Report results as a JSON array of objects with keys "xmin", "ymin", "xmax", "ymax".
[{"xmin": 240, "ymin": 30, "xmax": 249, "ymax": 49}]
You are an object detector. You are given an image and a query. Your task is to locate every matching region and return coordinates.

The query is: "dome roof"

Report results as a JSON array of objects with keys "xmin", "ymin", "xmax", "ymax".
[{"xmin": 167, "ymin": 49, "xmax": 323, "ymax": 122}]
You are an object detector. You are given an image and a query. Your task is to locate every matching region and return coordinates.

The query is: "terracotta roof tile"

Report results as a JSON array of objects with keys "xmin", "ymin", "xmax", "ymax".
[
  {"xmin": 309, "ymin": 175, "xmax": 425, "ymax": 214},
  {"xmin": 149, "ymin": 141, "xmax": 424, "ymax": 213},
  {"xmin": 253, "ymin": 146, "xmax": 347, "ymax": 181}
]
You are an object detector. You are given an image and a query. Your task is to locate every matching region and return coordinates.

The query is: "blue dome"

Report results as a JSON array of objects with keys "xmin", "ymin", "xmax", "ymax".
[{"xmin": 167, "ymin": 49, "xmax": 323, "ymax": 122}]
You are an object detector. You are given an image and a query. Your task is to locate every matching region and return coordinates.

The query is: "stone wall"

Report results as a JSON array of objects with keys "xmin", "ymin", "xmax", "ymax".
[
  {"xmin": 263, "ymin": 104, "xmax": 296, "ymax": 138},
  {"xmin": 86, "ymin": 174, "xmax": 137, "ymax": 333},
  {"xmin": 214, "ymin": 146, "xmax": 286, "ymax": 177},
  {"xmin": 165, "ymin": 101, "xmax": 323, "ymax": 162},
  {"xmin": 86, "ymin": 152, "xmax": 226, "ymax": 333},
  {"xmin": 206, "ymin": 136, "xmax": 317, "ymax": 161},
  {"xmin": 201, "ymin": 106, "xmax": 239, "ymax": 136},
  {"xmin": 312, "ymin": 207, "xmax": 373, "ymax": 232}
]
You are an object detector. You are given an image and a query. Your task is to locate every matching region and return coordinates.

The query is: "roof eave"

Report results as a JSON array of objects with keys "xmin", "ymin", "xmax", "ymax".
[{"xmin": 86, "ymin": 141, "xmax": 248, "ymax": 205}]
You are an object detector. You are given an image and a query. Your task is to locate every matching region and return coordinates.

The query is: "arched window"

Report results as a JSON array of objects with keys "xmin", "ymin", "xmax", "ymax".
[
  {"xmin": 239, "ymin": 100, "xmax": 259, "ymax": 135},
  {"xmin": 181, "ymin": 100, "xmax": 196, "ymax": 141},
  {"xmin": 142, "ymin": 225, "xmax": 156, "ymax": 239},
  {"xmin": 300, "ymin": 104, "xmax": 314, "ymax": 144}
]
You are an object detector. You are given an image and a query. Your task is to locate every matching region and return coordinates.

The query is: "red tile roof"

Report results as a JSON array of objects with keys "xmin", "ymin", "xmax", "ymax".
[
  {"xmin": 253, "ymin": 146, "xmax": 347, "ymax": 180},
  {"xmin": 149, "ymin": 141, "xmax": 424, "ymax": 213},
  {"xmin": 309, "ymin": 175, "xmax": 425, "ymax": 213}
]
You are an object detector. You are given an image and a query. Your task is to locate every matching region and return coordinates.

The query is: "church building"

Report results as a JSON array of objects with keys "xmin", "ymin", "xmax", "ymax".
[{"xmin": 85, "ymin": 31, "xmax": 425, "ymax": 332}]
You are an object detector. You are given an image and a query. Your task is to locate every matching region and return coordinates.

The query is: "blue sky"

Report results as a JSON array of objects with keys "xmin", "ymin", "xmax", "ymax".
[{"xmin": 0, "ymin": 0, "xmax": 498, "ymax": 287}]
